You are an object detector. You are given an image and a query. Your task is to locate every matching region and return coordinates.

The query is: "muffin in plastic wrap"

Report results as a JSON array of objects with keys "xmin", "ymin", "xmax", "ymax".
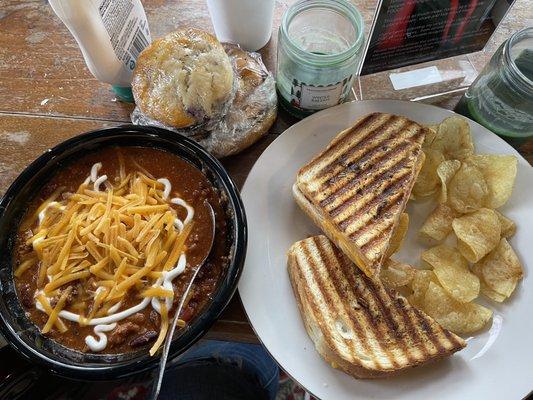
[{"xmin": 131, "ymin": 29, "xmax": 277, "ymax": 158}]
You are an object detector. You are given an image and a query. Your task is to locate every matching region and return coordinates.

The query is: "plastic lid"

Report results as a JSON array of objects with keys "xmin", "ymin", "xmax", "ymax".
[{"xmin": 112, "ymin": 86, "xmax": 134, "ymax": 103}]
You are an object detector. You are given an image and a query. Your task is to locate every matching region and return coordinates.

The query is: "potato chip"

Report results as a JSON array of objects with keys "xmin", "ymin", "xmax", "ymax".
[
  {"xmin": 477, "ymin": 238, "xmax": 523, "ymax": 298},
  {"xmin": 421, "ymin": 282, "xmax": 492, "ymax": 334},
  {"xmin": 495, "ymin": 211, "xmax": 516, "ymax": 238},
  {"xmin": 412, "ymin": 149, "xmax": 445, "ymax": 198},
  {"xmin": 431, "ymin": 117, "xmax": 474, "ymax": 160},
  {"xmin": 418, "ymin": 203, "xmax": 457, "ymax": 244},
  {"xmin": 410, "ymin": 269, "xmax": 437, "ymax": 294},
  {"xmin": 423, "ymin": 125, "xmax": 438, "ymax": 149},
  {"xmin": 421, "ymin": 244, "xmax": 479, "ymax": 302},
  {"xmin": 452, "ymin": 208, "xmax": 501, "ymax": 263},
  {"xmin": 396, "ymin": 286, "xmax": 414, "ymax": 298},
  {"xmin": 471, "ymin": 264, "xmax": 507, "ymax": 303},
  {"xmin": 381, "ymin": 258, "xmax": 415, "ymax": 288},
  {"xmin": 386, "ymin": 213, "xmax": 409, "ymax": 257},
  {"xmin": 421, "ymin": 244, "xmax": 465, "ymax": 270},
  {"xmin": 468, "ymin": 155, "xmax": 517, "ymax": 208},
  {"xmin": 436, "ymin": 160, "xmax": 461, "ymax": 203},
  {"xmin": 448, "ymin": 162, "xmax": 489, "ymax": 213},
  {"xmin": 408, "ymin": 269, "xmax": 438, "ymax": 307}
]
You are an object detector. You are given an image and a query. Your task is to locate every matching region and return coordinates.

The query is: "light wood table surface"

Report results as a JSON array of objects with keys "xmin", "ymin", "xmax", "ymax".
[{"xmin": 0, "ymin": 0, "xmax": 531, "ymax": 344}]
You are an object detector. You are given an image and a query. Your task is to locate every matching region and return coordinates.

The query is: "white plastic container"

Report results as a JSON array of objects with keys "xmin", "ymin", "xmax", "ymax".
[
  {"xmin": 207, "ymin": 0, "xmax": 275, "ymax": 51},
  {"xmin": 49, "ymin": 0, "xmax": 151, "ymax": 102}
]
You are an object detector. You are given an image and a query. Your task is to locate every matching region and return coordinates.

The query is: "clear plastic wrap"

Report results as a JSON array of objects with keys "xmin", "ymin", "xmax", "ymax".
[{"xmin": 131, "ymin": 44, "xmax": 277, "ymax": 158}]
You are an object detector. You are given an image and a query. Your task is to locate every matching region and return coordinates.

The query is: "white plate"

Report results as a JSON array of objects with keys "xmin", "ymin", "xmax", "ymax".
[{"xmin": 239, "ymin": 100, "xmax": 533, "ymax": 400}]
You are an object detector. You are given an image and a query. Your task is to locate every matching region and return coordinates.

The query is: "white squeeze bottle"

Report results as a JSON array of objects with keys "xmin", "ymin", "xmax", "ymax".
[{"xmin": 49, "ymin": 0, "xmax": 151, "ymax": 102}]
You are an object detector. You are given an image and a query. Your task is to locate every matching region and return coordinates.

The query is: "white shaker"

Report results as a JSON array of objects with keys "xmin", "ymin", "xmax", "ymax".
[{"xmin": 207, "ymin": 0, "xmax": 276, "ymax": 51}]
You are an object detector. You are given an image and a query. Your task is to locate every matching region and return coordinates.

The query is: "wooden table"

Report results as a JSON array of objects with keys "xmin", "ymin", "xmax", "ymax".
[{"xmin": 0, "ymin": 0, "xmax": 531, "ymax": 345}]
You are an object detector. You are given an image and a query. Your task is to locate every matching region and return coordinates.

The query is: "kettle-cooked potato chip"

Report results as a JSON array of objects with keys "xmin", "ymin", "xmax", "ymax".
[
  {"xmin": 452, "ymin": 208, "xmax": 501, "ymax": 263},
  {"xmin": 421, "ymin": 282, "xmax": 492, "ymax": 334},
  {"xmin": 436, "ymin": 160, "xmax": 461, "ymax": 203},
  {"xmin": 448, "ymin": 162, "xmax": 489, "ymax": 213},
  {"xmin": 468, "ymin": 155, "xmax": 517, "ymax": 209},
  {"xmin": 386, "ymin": 213, "xmax": 409, "ymax": 257},
  {"xmin": 477, "ymin": 238, "xmax": 523, "ymax": 298},
  {"xmin": 419, "ymin": 203, "xmax": 457, "ymax": 244},
  {"xmin": 381, "ymin": 258, "xmax": 416, "ymax": 288},
  {"xmin": 495, "ymin": 211, "xmax": 516, "ymax": 238},
  {"xmin": 421, "ymin": 244, "xmax": 465, "ymax": 270},
  {"xmin": 421, "ymin": 244, "xmax": 479, "ymax": 302},
  {"xmin": 423, "ymin": 125, "xmax": 438, "ymax": 149},
  {"xmin": 408, "ymin": 269, "xmax": 439, "ymax": 306},
  {"xmin": 471, "ymin": 264, "xmax": 507, "ymax": 303},
  {"xmin": 431, "ymin": 117, "xmax": 474, "ymax": 160},
  {"xmin": 412, "ymin": 149, "xmax": 445, "ymax": 199}
]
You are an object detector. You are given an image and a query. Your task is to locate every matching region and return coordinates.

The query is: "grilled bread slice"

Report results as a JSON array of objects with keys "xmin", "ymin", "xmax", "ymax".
[
  {"xmin": 287, "ymin": 235, "xmax": 466, "ymax": 379},
  {"xmin": 295, "ymin": 113, "xmax": 427, "ymax": 278}
]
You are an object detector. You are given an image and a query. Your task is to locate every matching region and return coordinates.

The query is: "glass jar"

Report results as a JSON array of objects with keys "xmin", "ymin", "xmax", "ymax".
[
  {"xmin": 276, "ymin": 0, "xmax": 364, "ymax": 118},
  {"xmin": 455, "ymin": 27, "xmax": 533, "ymax": 144}
]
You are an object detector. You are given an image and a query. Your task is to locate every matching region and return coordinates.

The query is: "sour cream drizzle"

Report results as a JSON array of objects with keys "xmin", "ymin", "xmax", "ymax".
[
  {"xmin": 170, "ymin": 197, "xmax": 194, "ymax": 228},
  {"xmin": 93, "ymin": 175, "xmax": 108, "ymax": 191},
  {"xmin": 157, "ymin": 178, "xmax": 171, "ymax": 199},
  {"xmin": 85, "ymin": 323, "xmax": 117, "ymax": 352},
  {"xmin": 34, "ymin": 163, "xmax": 195, "ymax": 352},
  {"xmin": 151, "ymin": 254, "xmax": 187, "ymax": 313}
]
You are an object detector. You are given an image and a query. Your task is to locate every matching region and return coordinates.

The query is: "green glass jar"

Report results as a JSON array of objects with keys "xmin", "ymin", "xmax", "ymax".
[
  {"xmin": 276, "ymin": 0, "xmax": 364, "ymax": 118},
  {"xmin": 455, "ymin": 27, "xmax": 533, "ymax": 145}
]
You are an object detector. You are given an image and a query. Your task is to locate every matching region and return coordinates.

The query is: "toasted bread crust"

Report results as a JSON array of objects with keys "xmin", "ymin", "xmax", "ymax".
[
  {"xmin": 296, "ymin": 113, "xmax": 427, "ymax": 277},
  {"xmin": 287, "ymin": 236, "xmax": 466, "ymax": 379}
]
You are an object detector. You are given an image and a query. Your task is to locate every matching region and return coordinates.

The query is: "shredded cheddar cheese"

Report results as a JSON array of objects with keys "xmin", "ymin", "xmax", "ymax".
[{"xmin": 20, "ymin": 161, "xmax": 196, "ymax": 354}]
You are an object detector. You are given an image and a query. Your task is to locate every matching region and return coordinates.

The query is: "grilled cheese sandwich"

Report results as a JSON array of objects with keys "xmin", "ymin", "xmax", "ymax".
[
  {"xmin": 287, "ymin": 236, "xmax": 466, "ymax": 379},
  {"xmin": 295, "ymin": 112, "xmax": 427, "ymax": 277}
]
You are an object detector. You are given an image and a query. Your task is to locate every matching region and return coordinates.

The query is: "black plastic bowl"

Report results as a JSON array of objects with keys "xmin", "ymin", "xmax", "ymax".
[{"xmin": 0, "ymin": 125, "xmax": 247, "ymax": 380}]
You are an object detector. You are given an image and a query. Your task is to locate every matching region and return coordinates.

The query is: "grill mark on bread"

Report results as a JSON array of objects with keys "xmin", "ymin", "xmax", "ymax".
[
  {"xmin": 440, "ymin": 322, "xmax": 464, "ymax": 348},
  {"xmin": 299, "ymin": 244, "xmax": 345, "ymax": 357},
  {"xmin": 316, "ymin": 130, "xmax": 414, "ymax": 203},
  {"xmin": 287, "ymin": 236, "xmax": 466, "ymax": 377},
  {"xmin": 337, "ymin": 171, "xmax": 409, "ymax": 232},
  {"xmin": 312, "ymin": 124, "xmax": 425, "ymax": 212},
  {"xmin": 388, "ymin": 293, "xmax": 430, "ymax": 362},
  {"xmin": 411, "ymin": 307, "xmax": 448, "ymax": 355},
  {"xmin": 308, "ymin": 238, "xmax": 381, "ymax": 368},
  {"xmin": 295, "ymin": 113, "xmax": 427, "ymax": 276},
  {"xmin": 315, "ymin": 116, "xmax": 404, "ymax": 184},
  {"xmin": 317, "ymin": 136, "xmax": 413, "ymax": 209},
  {"xmin": 310, "ymin": 113, "xmax": 386, "ymax": 178},
  {"xmin": 411, "ymin": 307, "xmax": 452, "ymax": 354},
  {"xmin": 357, "ymin": 219, "xmax": 395, "ymax": 250},
  {"xmin": 367, "ymin": 286, "xmax": 419, "ymax": 365},
  {"xmin": 325, "ymin": 149, "xmax": 413, "ymax": 218},
  {"xmin": 336, "ymin": 250, "xmax": 420, "ymax": 365},
  {"xmin": 311, "ymin": 237, "xmax": 386, "ymax": 369},
  {"xmin": 334, "ymin": 249, "xmax": 407, "ymax": 369},
  {"xmin": 300, "ymin": 241, "xmax": 368, "ymax": 366},
  {"xmin": 344, "ymin": 191, "xmax": 401, "ymax": 237}
]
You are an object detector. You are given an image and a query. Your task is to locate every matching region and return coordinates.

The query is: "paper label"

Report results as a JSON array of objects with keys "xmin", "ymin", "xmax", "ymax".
[
  {"xmin": 389, "ymin": 66, "xmax": 443, "ymax": 90},
  {"xmin": 300, "ymin": 83, "xmax": 344, "ymax": 110},
  {"xmin": 289, "ymin": 75, "xmax": 353, "ymax": 111},
  {"xmin": 93, "ymin": 0, "xmax": 151, "ymax": 70}
]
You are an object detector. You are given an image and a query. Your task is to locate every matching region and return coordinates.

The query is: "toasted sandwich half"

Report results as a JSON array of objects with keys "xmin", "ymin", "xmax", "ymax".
[
  {"xmin": 295, "ymin": 112, "xmax": 427, "ymax": 278},
  {"xmin": 287, "ymin": 236, "xmax": 465, "ymax": 379}
]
